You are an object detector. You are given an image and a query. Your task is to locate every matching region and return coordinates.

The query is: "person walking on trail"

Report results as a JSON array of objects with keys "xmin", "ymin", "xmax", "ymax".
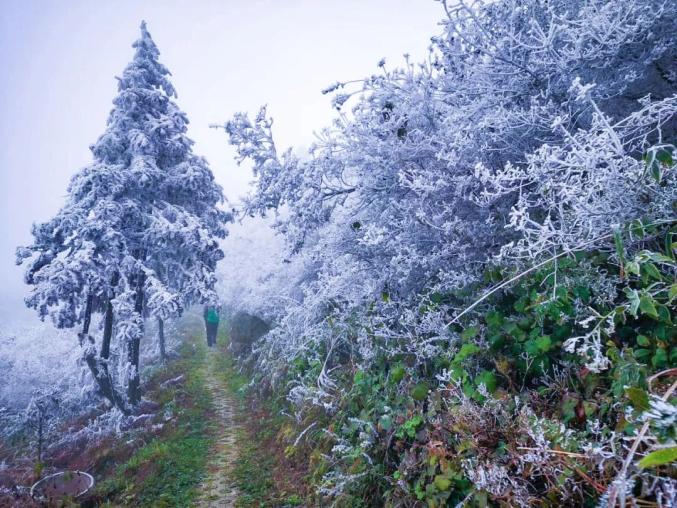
[{"xmin": 203, "ymin": 305, "xmax": 220, "ymax": 347}]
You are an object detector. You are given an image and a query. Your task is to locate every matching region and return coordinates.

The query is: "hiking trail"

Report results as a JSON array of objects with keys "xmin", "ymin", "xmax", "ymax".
[{"xmin": 195, "ymin": 350, "xmax": 241, "ymax": 507}]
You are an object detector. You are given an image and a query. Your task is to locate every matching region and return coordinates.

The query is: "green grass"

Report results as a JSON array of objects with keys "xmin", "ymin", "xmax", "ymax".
[
  {"xmin": 94, "ymin": 320, "xmax": 310, "ymax": 507},
  {"xmin": 212, "ymin": 327, "xmax": 310, "ymax": 508},
  {"xmin": 231, "ymin": 426, "xmax": 277, "ymax": 507},
  {"xmin": 212, "ymin": 331, "xmax": 275, "ymax": 506},
  {"xmin": 95, "ymin": 332, "xmax": 213, "ymax": 507}
]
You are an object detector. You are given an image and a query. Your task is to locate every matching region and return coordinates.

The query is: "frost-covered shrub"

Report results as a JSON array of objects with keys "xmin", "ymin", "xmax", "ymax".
[
  {"xmin": 221, "ymin": 0, "xmax": 676, "ymax": 382},
  {"xmin": 0, "ymin": 324, "xmax": 84, "ymax": 414},
  {"xmin": 217, "ymin": 0, "xmax": 676, "ymax": 505},
  {"xmin": 0, "ymin": 318, "xmax": 180, "ymax": 455}
]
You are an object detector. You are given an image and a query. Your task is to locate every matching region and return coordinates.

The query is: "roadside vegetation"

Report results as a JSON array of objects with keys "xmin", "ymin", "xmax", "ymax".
[{"xmin": 216, "ymin": 0, "xmax": 677, "ymax": 504}]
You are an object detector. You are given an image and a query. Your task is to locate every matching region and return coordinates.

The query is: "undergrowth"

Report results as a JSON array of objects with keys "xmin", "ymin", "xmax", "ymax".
[{"xmin": 234, "ymin": 223, "xmax": 677, "ymax": 507}]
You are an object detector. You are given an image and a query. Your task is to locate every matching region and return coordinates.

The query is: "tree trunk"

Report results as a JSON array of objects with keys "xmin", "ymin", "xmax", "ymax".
[
  {"xmin": 37, "ymin": 416, "xmax": 43, "ymax": 464},
  {"xmin": 81, "ymin": 276, "xmax": 129, "ymax": 414},
  {"xmin": 127, "ymin": 271, "xmax": 145, "ymax": 405},
  {"xmin": 158, "ymin": 317, "xmax": 166, "ymax": 363}
]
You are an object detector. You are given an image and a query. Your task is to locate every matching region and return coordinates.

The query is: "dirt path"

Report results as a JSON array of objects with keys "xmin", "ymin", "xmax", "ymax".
[{"xmin": 195, "ymin": 350, "xmax": 241, "ymax": 507}]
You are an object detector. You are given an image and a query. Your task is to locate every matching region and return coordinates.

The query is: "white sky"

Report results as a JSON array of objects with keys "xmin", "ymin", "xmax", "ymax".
[{"xmin": 0, "ymin": 0, "xmax": 443, "ymax": 326}]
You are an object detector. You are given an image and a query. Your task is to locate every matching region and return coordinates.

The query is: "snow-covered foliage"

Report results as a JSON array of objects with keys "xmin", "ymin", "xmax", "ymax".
[
  {"xmin": 0, "ymin": 323, "xmax": 85, "ymax": 414},
  {"xmin": 16, "ymin": 22, "xmax": 230, "ymax": 411},
  {"xmin": 217, "ymin": 214, "xmax": 305, "ymax": 322},
  {"xmin": 0, "ymin": 317, "xmax": 178, "ymax": 465},
  {"xmin": 217, "ymin": 0, "xmax": 676, "ymax": 505},
  {"xmin": 222, "ymin": 0, "xmax": 675, "ymax": 383}
]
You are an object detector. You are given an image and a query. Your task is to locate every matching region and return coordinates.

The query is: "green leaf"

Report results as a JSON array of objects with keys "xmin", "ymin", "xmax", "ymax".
[
  {"xmin": 650, "ymin": 160, "xmax": 662, "ymax": 183},
  {"xmin": 461, "ymin": 326, "xmax": 479, "ymax": 340},
  {"xmin": 644, "ymin": 146, "xmax": 673, "ymax": 183},
  {"xmin": 624, "ymin": 288, "xmax": 640, "ymax": 317},
  {"xmin": 474, "ymin": 371, "xmax": 497, "ymax": 393},
  {"xmin": 624, "ymin": 387, "xmax": 650, "ymax": 411},
  {"xmin": 614, "ymin": 228, "xmax": 625, "ymax": 264},
  {"xmin": 434, "ymin": 476, "xmax": 451, "ymax": 491},
  {"xmin": 652, "ymin": 348, "xmax": 668, "ymax": 368},
  {"xmin": 486, "ymin": 310, "xmax": 503, "ymax": 328},
  {"xmin": 411, "ymin": 382, "xmax": 429, "ymax": 401},
  {"xmin": 642, "ymin": 262, "xmax": 663, "ymax": 281},
  {"xmin": 378, "ymin": 414, "xmax": 393, "ymax": 431},
  {"xmin": 657, "ymin": 305, "xmax": 672, "ymax": 324},
  {"xmin": 535, "ymin": 335, "xmax": 552, "ymax": 353},
  {"xmin": 636, "ymin": 334, "xmax": 651, "ymax": 346},
  {"xmin": 625, "ymin": 261, "xmax": 640, "ymax": 276},
  {"xmin": 514, "ymin": 297, "xmax": 528, "ymax": 313},
  {"xmin": 630, "ymin": 219, "xmax": 646, "ymax": 239},
  {"xmin": 573, "ymin": 285, "xmax": 591, "ymax": 302},
  {"xmin": 454, "ymin": 343, "xmax": 480, "ymax": 363},
  {"xmin": 638, "ymin": 447, "xmax": 677, "ymax": 469},
  {"xmin": 639, "ymin": 295, "xmax": 659, "ymax": 318},
  {"xmin": 655, "ymin": 148, "xmax": 673, "ymax": 165},
  {"xmin": 390, "ymin": 365, "xmax": 406, "ymax": 384},
  {"xmin": 561, "ymin": 397, "xmax": 578, "ymax": 423},
  {"xmin": 635, "ymin": 348, "xmax": 653, "ymax": 361}
]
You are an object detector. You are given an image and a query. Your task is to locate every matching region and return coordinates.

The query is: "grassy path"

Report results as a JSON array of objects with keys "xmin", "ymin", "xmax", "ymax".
[
  {"xmin": 195, "ymin": 349, "xmax": 241, "ymax": 507},
  {"xmin": 92, "ymin": 318, "xmax": 306, "ymax": 506}
]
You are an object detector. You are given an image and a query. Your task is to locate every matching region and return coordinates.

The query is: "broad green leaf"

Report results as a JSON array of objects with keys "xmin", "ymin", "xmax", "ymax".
[
  {"xmin": 624, "ymin": 387, "xmax": 650, "ymax": 411},
  {"xmin": 454, "ymin": 343, "xmax": 480, "ymax": 363},
  {"xmin": 652, "ymin": 348, "xmax": 668, "ymax": 368},
  {"xmin": 657, "ymin": 305, "xmax": 672, "ymax": 324},
  {"xmin": 638, "ymin": 447, "xmax": 677, "ymax": 469},
  {"xmin": 378, "ymin": 414, "xmax": 393, "ymax": 431},
  {"xmin": 390, "ymin": 365, "xmax": 406, "ymax": 384},
  {"xmin": 669, "ymin": 283, "xmax": 677, "ymax": 301},
  {"xmin": 630, "ymin": 219, "xmax": 645, "ymax": 239},
  {"xmin": 461, "ymin": 326, "xmax": 479, "ymax": 340},
  {"xmin": 624, "ymin": 288, "xmax": 640, "ymax": 317},
  {"xmin": 475, "ymin": 371, "xmax": 497, "ymax": 393},
  {"xmin": 625, "ymin": 261, "xmax": 640, "ymax": 276},
  {"xmin": 434, "ymin": 476, "xmax": 451, "ymax": 491},
  {"xmin": 411, "ymin": 382, "xmax": 429, "ymax": 401},
  {"xmin": 535, "ymin": 335, "xmax": 552, "ymax": 353},
  {"xmin": 655, "ymin": 148, "xmax": 674, "ymax": 165},
  {"xmin": 634, "ymin": 348, "xmax": 653, "ymax": 361},
  {"xmin": 639, "ymin": 295, "xmax": 659, "ymax": 318},
  {"xmin": 636, "ymin": 334, "xmax": 651, "ymax": 346},
  {"xmin": 642, "ymin": 262, "xmax": 662, "ymax": 281},
  {"xmin": 650, "ymin": 160, "xmax": 662, "ymax": 183}
]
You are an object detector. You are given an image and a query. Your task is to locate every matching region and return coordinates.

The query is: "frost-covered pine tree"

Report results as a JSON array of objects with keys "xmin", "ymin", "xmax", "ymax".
[{"xmin": 17, "ymin": 21, "xmax": 229, "ymax": 411}]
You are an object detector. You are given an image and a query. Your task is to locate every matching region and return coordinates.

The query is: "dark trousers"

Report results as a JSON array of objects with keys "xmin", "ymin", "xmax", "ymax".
[{"xmin": 206, "ymin": 321, "xmax": 219, "ymax": 347}]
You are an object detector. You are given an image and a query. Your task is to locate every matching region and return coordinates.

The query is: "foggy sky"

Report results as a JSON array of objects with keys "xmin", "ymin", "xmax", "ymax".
[{"xmin": 0, "ymin": 0, "xmax": 442, "ymax": 328}]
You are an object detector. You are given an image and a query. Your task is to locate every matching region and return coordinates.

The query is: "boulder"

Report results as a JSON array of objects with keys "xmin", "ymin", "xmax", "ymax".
[{"xmin": 228, "ymin": 312, "xmax": 269, "ymax": 358}]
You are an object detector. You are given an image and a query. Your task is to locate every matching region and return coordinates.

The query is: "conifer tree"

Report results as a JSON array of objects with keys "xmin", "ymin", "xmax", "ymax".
[{"xmin": 17, "ymin": 21, "xmax": 229, "ymax": 411}]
